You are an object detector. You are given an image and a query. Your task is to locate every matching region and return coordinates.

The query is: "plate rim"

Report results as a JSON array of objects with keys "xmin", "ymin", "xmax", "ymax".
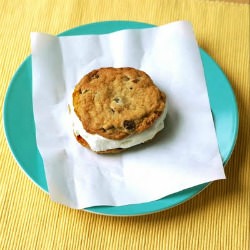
[{"xmin": 3, "ymin": 20, "xmax": 239, "ymax": 216}]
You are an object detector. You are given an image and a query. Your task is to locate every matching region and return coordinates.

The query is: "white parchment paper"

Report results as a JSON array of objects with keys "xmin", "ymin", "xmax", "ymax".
[{"xmin": 31, "ymin": 21, "xmax": 225, "ymax": 209}]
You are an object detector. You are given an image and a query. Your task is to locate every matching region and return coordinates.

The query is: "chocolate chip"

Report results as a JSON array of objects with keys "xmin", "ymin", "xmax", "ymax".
[{"xmin": 123, "ymin": 120, "xmax": 136, "ymax": 130}]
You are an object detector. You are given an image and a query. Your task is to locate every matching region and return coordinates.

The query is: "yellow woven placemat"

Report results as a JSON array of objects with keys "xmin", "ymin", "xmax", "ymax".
[{"xmin": 0, "ymin": 0, "xmax": 249, "ymax": 249}]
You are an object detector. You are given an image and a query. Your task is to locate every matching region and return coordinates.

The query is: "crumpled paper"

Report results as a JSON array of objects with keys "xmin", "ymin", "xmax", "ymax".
[{"xmin": 31, "ymin": 21, "xmax": 225, "ymax": 209}]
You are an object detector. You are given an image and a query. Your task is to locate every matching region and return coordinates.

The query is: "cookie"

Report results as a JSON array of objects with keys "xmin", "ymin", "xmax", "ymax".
[{"xmin": 72, "ymin": 67, "xmax": 166, "ymax": 141}]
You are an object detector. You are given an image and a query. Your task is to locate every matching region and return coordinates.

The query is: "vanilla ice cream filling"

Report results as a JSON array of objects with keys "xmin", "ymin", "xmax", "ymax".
[{"xmin": 70, "ymin": 103, "xmax": 167, "ymax": 152}]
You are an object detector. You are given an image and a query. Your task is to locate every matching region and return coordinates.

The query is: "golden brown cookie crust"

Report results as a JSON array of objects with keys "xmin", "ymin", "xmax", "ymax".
[{"xmin": 73, "ymin": 67, "xmax": 166, "ymax": 140}]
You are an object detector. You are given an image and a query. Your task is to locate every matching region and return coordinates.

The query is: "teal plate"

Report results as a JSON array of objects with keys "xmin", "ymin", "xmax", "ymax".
[{"xmin": 3, "ymin": 21, "xmax": 239, "ymax": 216}]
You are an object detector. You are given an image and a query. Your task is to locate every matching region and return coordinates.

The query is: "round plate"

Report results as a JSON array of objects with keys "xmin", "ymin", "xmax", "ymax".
[{"xmin": 3, "ymin": 21, "xmax": 238, "ymax": 216}]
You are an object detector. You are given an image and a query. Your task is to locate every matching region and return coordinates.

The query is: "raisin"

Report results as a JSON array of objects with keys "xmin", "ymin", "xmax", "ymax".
[
  {"xmin": 132, "ymin": 79, "xmax": 139, "ymax": 83},
  {"xmin": 123, "ymin": 120, "xmax": 136, "ymax": 130}
]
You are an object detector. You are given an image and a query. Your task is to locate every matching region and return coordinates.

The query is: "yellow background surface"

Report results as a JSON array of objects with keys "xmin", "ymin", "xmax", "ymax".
[{"xmin": 0, "ymin": 0, "xmax": 249, "ymax": 249}]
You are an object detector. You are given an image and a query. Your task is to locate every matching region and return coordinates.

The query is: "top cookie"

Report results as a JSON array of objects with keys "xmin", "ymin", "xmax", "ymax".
[{"xmin": 72, "ymin": 67, "xmax": 166, "ymax": 140}]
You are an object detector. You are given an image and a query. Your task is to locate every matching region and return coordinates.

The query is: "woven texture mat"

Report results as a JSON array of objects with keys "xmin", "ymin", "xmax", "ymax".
[{"xmin": 0, "ymin": 0, "xmax": 249, "ymax": 249}]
